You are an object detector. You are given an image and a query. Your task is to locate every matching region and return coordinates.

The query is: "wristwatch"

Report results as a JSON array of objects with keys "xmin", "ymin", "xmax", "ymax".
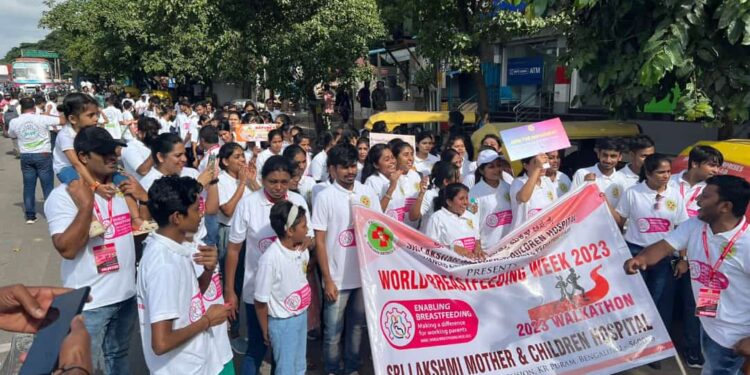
[{"xmin": 679, "ymin": 255, "xmax": 688, "ymax": 262}]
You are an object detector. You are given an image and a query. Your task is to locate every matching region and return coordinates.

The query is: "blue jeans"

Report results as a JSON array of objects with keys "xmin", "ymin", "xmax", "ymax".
[
  {"xmin": 203, "ymin": 214, "xmax": 219, "ymax": 246},
  {"xmin": 82, "ymin": 296, "xmax": 136, "ymax": 375},
  {"xmin": 701, "ymin": 329, "xmax": 744, "ymax": 375},
  {"xmin": 242, "ymin": 303, "xmax": 268, "ymax": 375},
  {"xmin": 628, "ymin": 243, "xmax": 675, "ymax": 330},
  {"xmin": 57, "ymin": 165, "xmax": 128, "ymax": 185},
  {"xmin": 323, "ymin": 288, "xmax": 366, "ymax": 374},
  {"xmin": 269, "ymin": 312, "xmax": 308, "ymax": 375},
  {"xmin": 20, "ymin": 153, "xmax": 54, "ymax": 219}
]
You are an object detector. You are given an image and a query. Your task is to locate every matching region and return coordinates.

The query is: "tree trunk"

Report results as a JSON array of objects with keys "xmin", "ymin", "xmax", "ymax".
[
  {"xmin": 718, "ymin": 123, "xmax": 734, "ymax": 140},
  {"xmin": 472, "ymin": 70, "xmax": 489, "ymax": 120},
  {"xmin": 307, "ymin": 86, "xmax": 324, "ymax": 134}
]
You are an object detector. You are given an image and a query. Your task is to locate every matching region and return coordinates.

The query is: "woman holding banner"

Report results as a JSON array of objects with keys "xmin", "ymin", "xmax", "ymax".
[
  {"xmin": 410, "ymin": 161, "xmax": 462, "ymax": 232},
  {"xmin": 362, "ymin": 142, "xmax": 422, "ymax": 228},
  {"xmin": 425, "ymin": 183, "xmax": 483, "ymax": 259},
  {"xmin": 510, "ymin": 154, "xmax": 557, "ymax": 229},
  {"xmin": 470, "ymin": 149, "xmax": 513, "ymax": 249}
]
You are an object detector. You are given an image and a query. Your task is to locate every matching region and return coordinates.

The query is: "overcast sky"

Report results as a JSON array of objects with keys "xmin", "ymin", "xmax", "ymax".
[{"xmin": 0, "ymin": 0, "xmax": 50, "ymax": 58}]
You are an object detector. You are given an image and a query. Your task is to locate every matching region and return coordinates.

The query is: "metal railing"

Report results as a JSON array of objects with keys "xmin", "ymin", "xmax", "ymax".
[{"xmin": 513, "ymin": 88, "xmax": 543, "ymax": 123}]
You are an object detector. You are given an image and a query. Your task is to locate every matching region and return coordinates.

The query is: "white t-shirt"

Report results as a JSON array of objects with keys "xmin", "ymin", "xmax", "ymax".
[
  {"xmin": 311, "ymin": 181, "xmax": 381, "ymax": 290},
  {"xmin": 8, "ymin": 113, "xmax": 59, "ymax": 153},
  {"xmin": 158, "ymin": 118, "xmax": 172, "ymax": 134},
  {"xmin": 254, "ymin": 148, "xmax": 281, "ymax": 182},
  {"xmin": 616, "ymin": 182, "xmax": 689, "ymax": 247},
  {"xmin": 217, "ymin": 171, "xmax": 251, "ymax": 225},
  {"xmin": 365, "ymin": 170, "xmax": 421, "ymax": 228},
  {"xmin": 551, "ymin": 171, "xmax": 572, "ymax": 197},
  {"xmin": 175, "ymin": 111, "xmax": 200, "ymax": 145},
  {"xmin": 45, "ymin": 101, "xmax": 59, "ymax": 116},
  {"xmin": 198, "ymin": 145, "xmax": 220, "ymax": 173},
  {"xmin": 310, "ymin": 151, "xmax": 328, "ymax": 182},
  {"xmin": 121, "ymin": 111, "xmax": 136, "ymax": 141},
  {"xmin": 418, "ymin": 188, "xmax": 439, "ymax": 232},
  {"xmin": 297, "ymin": 175, "xmax": 316, "ymax": 206},
  {"xmin": 572, "ymin": 164, "xmax": 627, "ymax": 207},
  {"xmin": 121, "ymin": 138, "xmax": 152, "ymax": 180},
  {"xmin": 425, "ymin": 208, "xmax": 481, "ymax": 254},
  {"xmin": 228, "ymin": 190, "xmax": 312, "ymax": 304},
  {"xmin": 665, "ymin": 217, "xmax": 750, "ymax": 349},
  {"xmin": 469, "ymin": 180, "xmax": 513, "ymax": 248},
  {"xmin": 510, "ymin": 174, "xmax": 557, "ymax": 229},
  {"xmin": 102, "ymin": 106, "xmax": 123, "ymax": 140},
  {"xmin": 134, "ymin": 100, "xmax": 148, "ymax": 116},
  {"xmin": 670, "ymin": 171, "xmax": 705, "ymax": 218},
  {"xmin": 619, "ymin": 164, "xmax": 641, "ymax": 192},
  {"xmin": 52, "ymin": 125, "xmax": 76, "ymax": 174},
  {"xmin": 45, "ymin": 185, "xmax": 136, "ymax": 310},
  {"xmin": 255, "ymin": 240, "xmax": 311, "ymax": 319},
  {"xmin": 311, "ymin": 180, "xmax": 331, "ymax": 203},
  {"xmin": 414, "ymin": 154, "xmax": 440, "ymax": 176},
  {"xmin": 137, "ymin": 233, "xmax": 223, "ymax": 375}
]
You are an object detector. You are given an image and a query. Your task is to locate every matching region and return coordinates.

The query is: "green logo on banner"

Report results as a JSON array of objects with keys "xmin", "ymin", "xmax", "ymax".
[{"xmin": 367, "ymin": 222, "xmax": 395, "ymax": 254}]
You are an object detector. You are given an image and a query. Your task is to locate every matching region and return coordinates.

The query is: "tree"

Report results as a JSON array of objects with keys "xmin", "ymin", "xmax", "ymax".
[{"xmin": 536, "ymin": 0, "xmax": 750, "ymax": 138}]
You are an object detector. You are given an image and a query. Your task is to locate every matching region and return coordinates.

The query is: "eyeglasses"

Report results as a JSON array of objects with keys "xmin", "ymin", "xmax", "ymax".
[{"xmin": 654, "ymin": 194, "xmax": 664, "ymax": 210}]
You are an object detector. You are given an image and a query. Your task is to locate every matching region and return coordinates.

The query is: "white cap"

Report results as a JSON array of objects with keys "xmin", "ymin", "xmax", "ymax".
[{"xmin": 476, "ymin": 149, "xmax": 501, "ymax": 166}]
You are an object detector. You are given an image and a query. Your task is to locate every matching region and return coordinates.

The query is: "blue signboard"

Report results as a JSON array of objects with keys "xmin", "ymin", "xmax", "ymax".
[{"xmin": 507, "ymin": 57, "xmax": 544, "ymax": 86}]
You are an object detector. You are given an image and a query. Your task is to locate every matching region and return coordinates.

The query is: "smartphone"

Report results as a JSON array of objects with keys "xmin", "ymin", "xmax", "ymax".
[{"xmin": 19, "ymin": 287, "xmax": 91, "ymax": 375}]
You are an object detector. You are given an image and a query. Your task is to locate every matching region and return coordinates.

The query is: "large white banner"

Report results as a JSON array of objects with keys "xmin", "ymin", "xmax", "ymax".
[{"xmin": 353, "ymin": 183, "xmax": 676, "ymax": 375}]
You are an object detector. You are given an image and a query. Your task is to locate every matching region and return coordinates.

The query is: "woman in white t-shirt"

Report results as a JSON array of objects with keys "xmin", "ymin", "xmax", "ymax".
[
  {"xmin": 469, "ymin": 150, "xmax": 513, "ymax": 249},
  {"xmin": 356, "ymin": 137, "xmax": 369, "ymax": 180},
  {"xmin": 609, "ymin": 154, "xmax": 689, "ymax": 333},
  {"xmin": 410, "ymin": 161, "xmax": 462, "ymax": 232},
  {"xmin": 425, "ymin": 183, "xmax": 483, "ymax": 258},
  {"xmin": 510, "ymin": 154, "xmax": 557, "ymax": 229},
  {"xmin": 545, "ymin": 150, "xmax": 572, "ymax": 197},
  {"xmin": 121, "ymin": 117, "xmax": 160, "ymax": 180},
  {"xmin": 363, "ymin": 143, "xmax": 422, "ymax": 228},
  {"xmin": 284, "ymin": 145, "xmax": 316, "ymax": 206},
  {"xmin": 255, "ymin": 201, "xmax": 312, "ymax": 375},
  {"xmin": 414, "ymin": 131, "xmax": 440, "ymax": 176},
  {"xmin": 255, "ymin": 129, "xmax": 285, "ymax": 182},
  {"xmin": 445, "ymin": 134, "xmax": 473, "ymax": 179}
]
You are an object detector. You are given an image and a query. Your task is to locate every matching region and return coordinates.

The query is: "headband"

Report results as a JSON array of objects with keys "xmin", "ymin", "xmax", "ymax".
[{"xmin": 285, "ymin": 204, "xmax": 300, "ymax": 231}]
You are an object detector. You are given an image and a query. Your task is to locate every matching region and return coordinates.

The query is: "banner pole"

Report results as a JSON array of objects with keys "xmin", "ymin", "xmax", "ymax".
[{"xmin": 674, "ymin": 353, "xmax": 688, "ymax": 375}]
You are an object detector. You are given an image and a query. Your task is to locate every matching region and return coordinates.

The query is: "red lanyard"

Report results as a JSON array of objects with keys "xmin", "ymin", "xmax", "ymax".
[
  {"xmin": 93, "ymin": 198, "xmax": 113, "ymax": 223},
  {"xmin": 702, "ymin": 220, "xmax": 749, "ymax": 279},
  {"xmin": 680, "ymin": 183, "xmax": 702, "ymax": 208}
]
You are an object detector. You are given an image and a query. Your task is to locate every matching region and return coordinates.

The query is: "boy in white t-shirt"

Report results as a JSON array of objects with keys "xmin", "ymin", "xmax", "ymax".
[
  {"xmin": 255, "ymin": 201, "xmax": 312, "ymax": 375},
  {"xmin": 618, "ymin": 135, "xmax": 655, "ymax": 192},
  {"xmin": 138, "ymin": 175, "xmax": 232, "ymax": 374},
  {"xmin": 571, "ymin": 137, "xmax": 627, "ymax": 207}
]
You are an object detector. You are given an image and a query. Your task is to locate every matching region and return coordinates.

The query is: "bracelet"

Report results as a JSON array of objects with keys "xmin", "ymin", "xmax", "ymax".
[
  {"xmin": 384, "ymin": 194, "xmax": 392, "ymax": 200},
  {"xmin": 57, "ymin": 366, "xmax": 91, "ymax": 375},
  {"xmin": 89, "ymin": 181, "xmax": 101, "ymax": 191}
]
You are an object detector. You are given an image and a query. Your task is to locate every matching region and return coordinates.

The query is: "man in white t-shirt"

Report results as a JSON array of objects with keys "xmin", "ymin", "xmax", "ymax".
[
  {"xmin": 101, "ymin": 96, "xmax": 125, "ymax": 140},
  {"xmin": 625, "ymin": 175, "xmax": 750, "ymax": 375},
  {"xmin": 311, "ymin": 144, "xmax": 381, "ymax": 375},
  {"xmin": 8, "ymin": 98, "xmax": 63, "ymax": 223},
  {"xmin": 134, "ymin": 94, "xmax": 149, "ymax": 116},
  {"xmin": 619, "ymin": 135, "xmax": 655, "ymax": 191},
  {"xmin": 175, "ymin": 100, "xmax": 200, "ymax": 163},
  {"xmin": 44, "ymin": 127, "xmax": 148, "ymax": 374},
  {"xmin": 571, "ymin": 137, "xmax": 627, "ymax": 207}
]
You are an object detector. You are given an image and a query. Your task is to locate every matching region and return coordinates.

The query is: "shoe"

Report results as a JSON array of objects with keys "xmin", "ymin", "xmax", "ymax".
[
  {"xmin": 647, "ymin": 361, "xmax": 662, "ymax": 370},
  {"xmin": 25, "ymin": 218, "xmax": 37, "ymax": 224},
  {"xmin": 230, "ymin": 337, "xmax": 247, "ymax": 354},
  {"xmin": 685, "ymin": 354, "xmax": 703, "ymax": 369}
]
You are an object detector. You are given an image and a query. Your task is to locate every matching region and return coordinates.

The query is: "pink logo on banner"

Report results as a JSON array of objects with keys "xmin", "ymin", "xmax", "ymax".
[
  {"xmin": 637, "ymin": 217, "xmax": 671, "ymax": 233},
  {"xmin": 338, "ymin": 228, "xmax": 357, "ymax": 248},
  {"xmin": 485, "ymin": 210, "xmax": 512, "ymax": 228},
  {"xmin": 380, "ymin": 299, "xmax": 478, "ymax": 349},
  {"xmin": 102, "ymin": 213, "xmax": 132, "ymax": 240},
  {"xmin": 258, "ymin": 236, "xmax": 277, "ymax": 253},
  {"xmin": 203, "ymin": 273, "xmax": 223, "ymax": 302},
  {"xmin": 188, "ymin": 292, "xmax": 206, "ymax": 323},
  {"xmin": 284, "ymin": 284, "xmax": 312, "ymax": 312},
  {"xmin": 453, "ymin": 237, "xmax": 477, "ymax": 252},
  {"xmin": 690, "ymin": 260, "xmax": 729, "ymax": 290},
  {"xmin": 528, "ymin": 208, "xmax": 542, "ymax": 218},
  {"xmin": 386, "ymin": 207, "xmax": 408, "ymax": 222},
  {"xmin": 688, "ymin": 209, "xmax": 699, "ymax": 218}
]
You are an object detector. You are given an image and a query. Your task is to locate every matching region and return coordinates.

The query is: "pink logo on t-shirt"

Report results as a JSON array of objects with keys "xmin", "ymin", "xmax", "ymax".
[
  {"xmin": 338, "ymin": 228, "xmax": 356, "ymax": 248},
  {"xmin": 528, "ymin": 208, "xmax": 542, "ymax": 217},
  {"xmin": 453, "ymin": 237, "xmax": 477, "ymax": 252},
  {"xmin": 637, "ymin": 218, "xmax": 671, "ymax": 233},
  {"xmin": 102, "ymin": 213, "xmax": 132, "ymax": 240},
  {"xmin": 404, "ymin": 198, "xmax": 417, "ymax": 210},
  {"xmin": 386, "ymin": 207, "xmax": 407, "ymax": 222},
  {"xmin": 283, "ymin": 284, "xmax": 312, "ymax": 312},
  {"xmin": 202, "ymin": 273, "xmax": 223, "ymax": 302},
  {"xmin": 689, "ymin": 260, "xmax": 729, "ymax": 290},
  {"xmin": 258, "ymin": 236, "xmax": 277, "ymax": 253},
  {"xmin": 188, "ymin": 292, "xmax": 206, "ymax": 323},
  {"xmin": 485, "ymin": 210, "xmax": 512, "ymax": 228},
  {"xmin": 688, "ymin": 209, "xmax": 699, "ymax": 218}
]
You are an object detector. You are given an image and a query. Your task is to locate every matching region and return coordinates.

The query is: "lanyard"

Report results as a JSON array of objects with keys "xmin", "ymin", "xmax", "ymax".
[
  {"xmin": 93, "ymin": 198, "xmax": 113, "ymax": 223},
  {"xmin": 680, "ymin": 183, "xmax": 702, "ymax": 208},
  {"xmin": 702, "ymin": 220, "xmax": 749, "ymax": 280}
]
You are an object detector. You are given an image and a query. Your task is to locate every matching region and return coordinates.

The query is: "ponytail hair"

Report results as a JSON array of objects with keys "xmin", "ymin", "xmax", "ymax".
[{"xmin": 433, "ymin": 183, "xmax": 469, "ymax": 212}]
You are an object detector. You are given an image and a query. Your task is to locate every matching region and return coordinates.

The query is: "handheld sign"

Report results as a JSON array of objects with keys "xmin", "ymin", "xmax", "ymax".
[
  {"xmin": 234, "ymin": 123, "xmax": 278, "ymax": 143},
  {"xmin": 369, "ymin": 133, "xmax": 416, "ymax": 151},
  {"xmin": 499, "ymin": 118, "xmax": 570, "ymax": 161}
]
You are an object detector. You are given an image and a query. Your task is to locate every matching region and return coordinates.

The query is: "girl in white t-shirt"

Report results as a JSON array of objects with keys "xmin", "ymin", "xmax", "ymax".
[
  {"xmin": 425, "ymin": 183, "xmax": 483, "ymax": 259},
  {"xmin": 510, "ymin": 154, "xmax": 557, "ymax": 229},
  {"xmin": 356, "ymin": 137, "xmax": 369, "ymax": 180},
  {"xmin": 445, "ymin": 134, "xmax": 473, "ymax": 179},
  {"xmin": 546, "ymin": 150, "xmax": 572, "ymax": 197},
  {"xmin": 293, "ymin": 132, "xmax": 314, "ymax": 177},
  {"xmin": 255, "ymin": 129, "xmax": 285, "ymax": 183},
  {"xmin": 410, "ymin": 161, "xmax": 461, "ymax": 232},
  {"xmin": 414, "ymin": 131, "xmax": 440, "ymax": 176},
  {"xmin": 362, "ymin": 143, "xmax": 422, "ymax": 228},
  {"xmin": 255, "ymin": 201, "xmax": 312, "ymax": 375},
  {"xmin": 469, "ymin": 150, "xmax": 513, "ymax": 249},
  {"xmin": 284, "ymin": 144, "xmax": 316, "ymax": 206}
]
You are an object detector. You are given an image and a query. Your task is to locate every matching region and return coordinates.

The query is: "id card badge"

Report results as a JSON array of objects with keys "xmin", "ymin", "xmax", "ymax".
[
  {"xmin": 92, "ymin": 243, "xmax": 120, "ymax": 274},
  {"xmin": 695, "ymin": 287, "xmax": 721, "ymax": 318}
]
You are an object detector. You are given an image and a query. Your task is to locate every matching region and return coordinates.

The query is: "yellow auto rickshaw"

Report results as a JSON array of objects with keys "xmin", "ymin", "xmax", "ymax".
[{"xmin": 364, "ymin": 111, "xmax": 477, "ymax": 133}]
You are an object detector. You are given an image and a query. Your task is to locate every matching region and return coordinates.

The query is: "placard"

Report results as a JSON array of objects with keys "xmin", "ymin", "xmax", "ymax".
[
  {"xmin": 499, "ymin": 118, "xmax": 570, "ymax": 161},
  {"xmin": 369, "ymin": 133, "xmax": 416, "ymax": 151},
  {"xmin": 233, "ymin": 123, "xmax": 278, "ymax": 142}
]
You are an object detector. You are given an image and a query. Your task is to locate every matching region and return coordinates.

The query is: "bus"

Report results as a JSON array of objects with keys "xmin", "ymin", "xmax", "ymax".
[{"xmin": 10, "ymin": 58, "xmax": 53, "ymax": 93}]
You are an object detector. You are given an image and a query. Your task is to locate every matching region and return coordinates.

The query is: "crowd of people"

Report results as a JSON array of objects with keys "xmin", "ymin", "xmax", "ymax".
[{"xmin": 1, "ymin": 89, "xmax": 749, "ymax": 375}]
